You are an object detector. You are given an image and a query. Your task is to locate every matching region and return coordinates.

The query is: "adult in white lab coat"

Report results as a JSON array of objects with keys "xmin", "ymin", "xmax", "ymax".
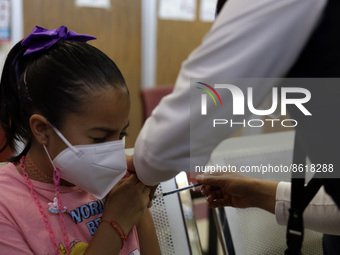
[
  {"xmin": 134, "ymin": 0, "xmax": 327, "ymax": 184},
  {"xmin": 132, "ymin": 0, "xmax": 340, "ymax": 246}
]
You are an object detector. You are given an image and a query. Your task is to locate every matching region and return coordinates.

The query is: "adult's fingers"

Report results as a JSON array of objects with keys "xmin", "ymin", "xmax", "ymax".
[
  {"xmin": 196, "ymin": 175, "xmax": 227, "ymax": 187},
  {"xmin": 207, "ymin": 199, "xmax": 228, "ymax": 208},
  {"xmin": 202, "ymin": 186, "xmax": 224, "ymax": 201}
]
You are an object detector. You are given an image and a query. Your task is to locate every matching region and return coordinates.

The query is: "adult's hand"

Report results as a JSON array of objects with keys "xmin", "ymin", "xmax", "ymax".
[{"xmin": 196, "ymin": 173, "xmax": 278, "ymax": 213}]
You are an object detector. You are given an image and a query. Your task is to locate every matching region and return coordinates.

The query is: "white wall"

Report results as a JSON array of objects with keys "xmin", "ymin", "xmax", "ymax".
[
  {"xmin": 141, "ymin": 0, "xmax": 157, "ymax": 89},
  {"xmin": 0, "ymin": 0, "xmax": 23, "ymax": 72}
]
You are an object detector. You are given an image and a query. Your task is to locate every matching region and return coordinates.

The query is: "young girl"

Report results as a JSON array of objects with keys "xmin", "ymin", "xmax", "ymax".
[{"xmin": 0, "ymin": 25, "xmax": 160, "ymax": 255}]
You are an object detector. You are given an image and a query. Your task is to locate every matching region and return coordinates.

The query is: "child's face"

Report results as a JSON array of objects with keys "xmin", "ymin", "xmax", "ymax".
[{"xmin": 50, "ymin": 86, "xmax": 130, "ymax": 157}]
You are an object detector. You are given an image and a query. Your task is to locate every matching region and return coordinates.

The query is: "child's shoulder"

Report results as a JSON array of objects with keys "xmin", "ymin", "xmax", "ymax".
[
  {"xmin": 0, "ymin": 162, "xmax": 20, "ymax": 184},
  {"xmin": 0, "ymin": 163, "xmax": 25, "ymax": 207},
  {"xmin": 0, "ymin": 162, "xmax": 8, "ymax": 168},
  {"xmin": 0, "ymin": 162, "xmax": 16, "ymax": 171}
]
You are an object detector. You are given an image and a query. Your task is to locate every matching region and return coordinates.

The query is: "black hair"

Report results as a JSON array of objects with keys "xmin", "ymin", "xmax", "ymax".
[
  {"xmin": 0, "ymin": 39, "xmax": 128, "ymax": 162},
  {"xmin": 215, "ymin": 0, "xmax": 228, "ymax": 17}
]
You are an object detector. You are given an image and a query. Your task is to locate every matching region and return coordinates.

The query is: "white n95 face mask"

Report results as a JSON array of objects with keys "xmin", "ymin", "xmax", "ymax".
[{"xmin": 44, "ymin": 126, "xmax": 127, "ymax": 199}]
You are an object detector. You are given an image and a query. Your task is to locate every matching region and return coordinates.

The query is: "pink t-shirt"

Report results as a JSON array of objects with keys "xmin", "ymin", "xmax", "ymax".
[{"xmin": 0, "ymin": 163, "xmax": 140, "ymax": 255}]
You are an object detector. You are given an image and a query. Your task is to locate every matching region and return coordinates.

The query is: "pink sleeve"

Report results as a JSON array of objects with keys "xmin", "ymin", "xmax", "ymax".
[{"xmin": 0, "ymin": 218, "xmax": 34, "ymax": 254}]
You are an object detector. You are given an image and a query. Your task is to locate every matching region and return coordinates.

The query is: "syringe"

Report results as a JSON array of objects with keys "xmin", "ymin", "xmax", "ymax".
[{"xmin": 153, "ymin": 183, "xmax": 202, "ymax": 199}]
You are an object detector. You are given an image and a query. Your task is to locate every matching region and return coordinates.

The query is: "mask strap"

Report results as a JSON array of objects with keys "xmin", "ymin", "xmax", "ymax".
[
  {"xmin": 51, "ymin": 125, "xmax": 82, "ymax": 157},
  {"xmin": 43, "ymin": 144, "xmax": 61, "ymax": 187},
  {"xmin": 43, "ymin": 145, "xmax": 57, "ymax": 171}
]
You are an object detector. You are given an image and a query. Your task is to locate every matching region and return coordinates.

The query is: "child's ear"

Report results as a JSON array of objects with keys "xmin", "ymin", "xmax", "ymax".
[{"xmin": 29, "ymin": 114, "xmax": 51, "ymax": 146}]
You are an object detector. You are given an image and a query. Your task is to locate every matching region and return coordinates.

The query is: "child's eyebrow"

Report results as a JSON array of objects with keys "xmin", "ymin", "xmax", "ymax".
[
  {"xmin": 90, "ymin": 127, "xmax": 115, "ymax": 133},
  {"xmin": 90, "ymin": 122, "xmax": 130, "ymax": 133}
]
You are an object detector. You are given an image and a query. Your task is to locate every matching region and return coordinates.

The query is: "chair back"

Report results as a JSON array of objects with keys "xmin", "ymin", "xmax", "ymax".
[
  {"xmin": 140, "ymin": 85, "xmax": 173, "ymax": 122},
  {"xmin": 150, "ymin": 172, "xmax": 202, "ymax": 255}
]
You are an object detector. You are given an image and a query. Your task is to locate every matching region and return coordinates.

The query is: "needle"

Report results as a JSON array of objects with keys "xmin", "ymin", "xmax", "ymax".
[{"xmin": 153, "ymin": 183, "xmax": 202, "ymax": 199}]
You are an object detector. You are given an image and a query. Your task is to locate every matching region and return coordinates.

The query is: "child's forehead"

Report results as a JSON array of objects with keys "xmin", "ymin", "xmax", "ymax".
[{"xmin": 62, "ymin": 87, "xmax": 130, "ymax": 130}]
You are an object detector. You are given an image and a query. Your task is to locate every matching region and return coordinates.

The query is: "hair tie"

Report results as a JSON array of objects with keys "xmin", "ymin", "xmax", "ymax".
[{"xmin": 21, "ymin": 25, "xmax": 96, "ymax": 56}]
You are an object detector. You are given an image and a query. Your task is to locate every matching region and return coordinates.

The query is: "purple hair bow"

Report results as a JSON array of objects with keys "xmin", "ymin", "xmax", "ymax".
[{"xmin": 21, "ymin": 26, "xmax": 96, "ymax": 56}]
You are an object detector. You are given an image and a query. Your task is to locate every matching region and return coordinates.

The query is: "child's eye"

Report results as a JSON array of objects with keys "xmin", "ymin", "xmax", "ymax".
[{"xmin": 92, "ymin": 137, "xmax": 106, "ymax": 143}]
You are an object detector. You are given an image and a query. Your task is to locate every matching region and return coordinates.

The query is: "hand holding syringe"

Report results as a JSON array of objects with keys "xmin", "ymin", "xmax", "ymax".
[{"xmin": 153, "ymin": 183, "xmax": 202, "ymax": 199}]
